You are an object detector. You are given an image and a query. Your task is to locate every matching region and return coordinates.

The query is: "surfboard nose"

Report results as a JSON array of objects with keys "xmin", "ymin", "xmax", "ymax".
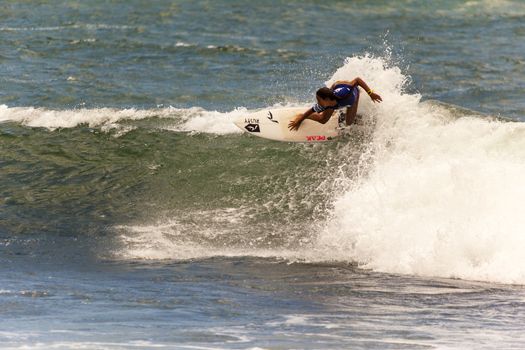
[
  {"xmin": 233, "ymin": 117, "xmax": 243, "ymax": 130},
  {"xmin": 233, "ymin": 115, "xmax": 249, "ymax": 132}
]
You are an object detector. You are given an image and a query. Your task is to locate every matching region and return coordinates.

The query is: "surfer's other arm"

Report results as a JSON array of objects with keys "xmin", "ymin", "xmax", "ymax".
[{"xmin": 332, "ymin": 78, "xmax": 382, "ymax": 103}]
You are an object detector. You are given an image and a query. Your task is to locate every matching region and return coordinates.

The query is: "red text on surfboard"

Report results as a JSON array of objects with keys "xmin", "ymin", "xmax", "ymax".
[{"xmin": 306, "ymin": 135, "xmax": 326, "ymax": 141}]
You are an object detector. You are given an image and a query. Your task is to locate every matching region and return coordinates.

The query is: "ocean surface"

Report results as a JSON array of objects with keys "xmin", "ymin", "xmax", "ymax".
[{"xmin": 1, "ymin": 1, "xmax": 525, "ymax": 349}]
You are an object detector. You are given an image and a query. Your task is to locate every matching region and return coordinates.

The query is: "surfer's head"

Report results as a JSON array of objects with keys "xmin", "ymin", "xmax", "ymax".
[{"xmin": 316, "ymin": 87, "xmax": 338, "ymax": 107}]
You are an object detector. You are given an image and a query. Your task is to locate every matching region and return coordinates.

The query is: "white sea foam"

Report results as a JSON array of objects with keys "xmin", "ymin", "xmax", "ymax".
[
  {"xmin": 175, "ymin": 41, "xmax": 193, "ymax": 47},
  {"xmin": 0, "ymin": 105, "xmax": 243, "ymax": 134},
  {"xmin": 315, "ymin": 56, "xmax": 525, "ymax": 285},
  {"xmin": 169, "ymin": 107, "xmax": 246, "ymax": 135},
  {"xmin": 0, "ymin": 105, "xmax": 159, "ymax": 130}
]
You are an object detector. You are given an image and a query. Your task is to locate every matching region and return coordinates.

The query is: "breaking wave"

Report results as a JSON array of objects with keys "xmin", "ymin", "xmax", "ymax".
[{"xmin": 3, "ymin": 54, "xmax": 525, "ymax": 285}]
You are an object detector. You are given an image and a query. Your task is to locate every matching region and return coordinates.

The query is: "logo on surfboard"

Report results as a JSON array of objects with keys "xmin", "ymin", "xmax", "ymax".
[
  {"xmin": 267, "ymin": 111, "xmax": 278, "ymax": 123},
  {"xmin": 306, "ymin": 135, "xmax": 326, "ymax": 141},
  {"xmin": 245, "ymin": 124, "xmax": 260, "ymax": 132}
]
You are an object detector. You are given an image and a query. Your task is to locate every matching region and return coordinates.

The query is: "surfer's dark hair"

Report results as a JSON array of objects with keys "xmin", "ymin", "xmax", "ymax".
[{"xmin": 316, "ymin": 87, "xmax": 337, "ymax": 100}]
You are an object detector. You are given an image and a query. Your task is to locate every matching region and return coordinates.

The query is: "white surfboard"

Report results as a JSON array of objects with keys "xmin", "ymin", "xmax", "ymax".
[{"xmin": 233, "ymin": 107, "xmax": 342, "ymax": 143}]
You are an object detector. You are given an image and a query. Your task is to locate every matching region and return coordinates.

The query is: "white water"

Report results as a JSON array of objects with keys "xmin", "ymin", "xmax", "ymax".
[
  {"xmin": 316, "ymin": 56, "xmax": 525, "ymax": 285},
  {"xmin": 0, "ymin": 104, "xmax": 244, "ymax": 134}
]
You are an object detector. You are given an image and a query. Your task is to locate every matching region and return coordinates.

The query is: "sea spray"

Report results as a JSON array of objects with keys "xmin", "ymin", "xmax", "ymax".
[
  {"xmin": 318, "ymin": 56, "xmax": 525, "ymax": 284},
  {"xmin": 0, "ymin": 104, "xmax": 246, "ymax": 134}
]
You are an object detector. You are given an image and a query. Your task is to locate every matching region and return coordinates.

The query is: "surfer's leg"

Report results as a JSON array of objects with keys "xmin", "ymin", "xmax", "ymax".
[{"xmin": 345, "ymin": 93, "xmax": 360, "ymax": 125}]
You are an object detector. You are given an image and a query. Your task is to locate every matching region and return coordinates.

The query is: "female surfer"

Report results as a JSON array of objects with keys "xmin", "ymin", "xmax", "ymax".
[{"xmin": 288, "ymin": 77, "xmax": 382, "ymax": 131}]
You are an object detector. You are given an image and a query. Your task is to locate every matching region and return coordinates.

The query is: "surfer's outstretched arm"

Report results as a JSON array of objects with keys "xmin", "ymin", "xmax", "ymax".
[
  {"xmin": 288, "ymin": 107, "xmax": 313, "ymax": 131},
  {"xmin": 288, "ymin": 108, "xmax": 334, "ymax": 130}
]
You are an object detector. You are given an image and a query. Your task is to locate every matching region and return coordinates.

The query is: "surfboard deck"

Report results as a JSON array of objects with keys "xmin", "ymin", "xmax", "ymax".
[{"xmin": 233, "ymin": 107, "xmax": 342, "ymax": 143}]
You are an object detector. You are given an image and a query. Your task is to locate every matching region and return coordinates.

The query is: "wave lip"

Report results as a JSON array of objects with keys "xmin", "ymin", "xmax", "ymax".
[
  {"xmin": 0, "ymin": 104, "xmax": 156, "ymax": 130},
  {"xmin": 0, "ymin": 104, "xmax": 245, "ymax": 134}
]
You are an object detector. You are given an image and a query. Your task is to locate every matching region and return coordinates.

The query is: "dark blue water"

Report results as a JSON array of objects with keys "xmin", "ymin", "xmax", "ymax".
[{"xmin": 1, "ymin": 1, "xmax": 525, "ymax": 349}]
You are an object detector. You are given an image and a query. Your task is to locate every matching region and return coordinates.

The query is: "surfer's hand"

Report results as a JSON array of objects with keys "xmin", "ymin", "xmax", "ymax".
[
  {"xmin": 369, "ymin": 92, "xmax": 382, "ymax": 103},
  {"xmin": 288, "ymin": 114, "xmax": 304, "ymax": 131}
]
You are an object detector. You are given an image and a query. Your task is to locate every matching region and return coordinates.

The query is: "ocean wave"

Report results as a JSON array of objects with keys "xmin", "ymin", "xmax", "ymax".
[
  {"xmin": 0, "ymin": 104, "xmax": 251, "ymax": 135},
  {"xmin": 112, "ymin": 54, "xmax": 525, "ymax": 285}
]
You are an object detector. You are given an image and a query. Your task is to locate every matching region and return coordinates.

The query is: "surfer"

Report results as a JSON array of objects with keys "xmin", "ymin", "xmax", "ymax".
[{"xmin": 288, "ymin": 78, "xmax": 382, "ymax": 131}]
